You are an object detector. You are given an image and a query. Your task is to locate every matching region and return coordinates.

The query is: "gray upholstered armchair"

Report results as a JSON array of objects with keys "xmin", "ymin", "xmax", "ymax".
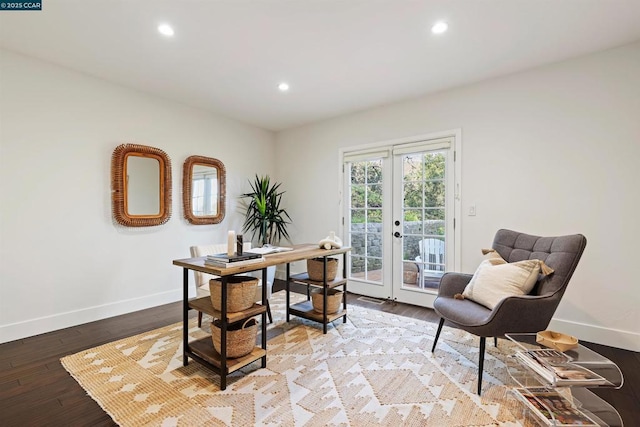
[{"xmin": 431, "ymin": 229, "xmax": 587, "ymax": 395}]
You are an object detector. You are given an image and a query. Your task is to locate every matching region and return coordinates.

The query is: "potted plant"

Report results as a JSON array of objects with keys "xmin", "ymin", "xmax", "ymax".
[
  {"xmin": 241, "ymin": 175, "xmax": 292, "ymax": 291},
  {"xmin": 241, "ymin": 174, "xmax": 292, "ymax": 246}
]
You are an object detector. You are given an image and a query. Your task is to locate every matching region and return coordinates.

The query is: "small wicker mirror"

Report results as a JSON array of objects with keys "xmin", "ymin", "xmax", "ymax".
[
  {"xmin": 111, "ymin": 144, "xmax": 172, "ymax": 227},
  {"xmin": 182, "ymin": 155, "xmax": 226, "ymax": 225}
]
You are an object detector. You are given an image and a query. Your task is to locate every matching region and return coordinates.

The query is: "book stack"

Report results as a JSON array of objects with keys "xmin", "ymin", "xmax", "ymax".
[
  {"xmin": 204, "ymin": 252, "xmax": 265, "ymax": 268},
  {"xmin": 514, "ymin": 349, "xmax": 608, "ymax": 387}
]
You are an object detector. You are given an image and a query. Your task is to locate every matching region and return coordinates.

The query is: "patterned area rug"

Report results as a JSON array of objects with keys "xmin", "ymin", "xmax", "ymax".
[{"xmin": 61, "ymin": 292, "xmax": 527, "ymax": 426}]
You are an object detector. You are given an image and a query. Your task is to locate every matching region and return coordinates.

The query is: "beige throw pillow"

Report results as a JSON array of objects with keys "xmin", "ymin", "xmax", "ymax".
[
  {"xmin": 480, "ymin": 248, "xmax": 506, "ymax": 266},
  {"xmin": 461, "ymin": 257, "xmax": 554, "ymax": 309}
]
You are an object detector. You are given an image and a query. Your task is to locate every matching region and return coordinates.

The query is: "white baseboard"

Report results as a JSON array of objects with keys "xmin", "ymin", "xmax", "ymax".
[
  {"xmin": 548, "ymin": 317, "xmax": 640, "ymax": 352},
  {"xmin": 0, "ymin": 289, "xmax": 183, "ymax": 344}
]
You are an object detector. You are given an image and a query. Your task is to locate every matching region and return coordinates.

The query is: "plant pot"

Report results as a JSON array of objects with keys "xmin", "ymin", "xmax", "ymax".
[
  {"xmin": 307, "ymin": 257, "xmax": 338, "ymax": 282},
  {"xmin": 211, "ymin": 318, "xmax": 258, "ymax": 358},
  {"xmin": 311, "ymin": 288, "xmax": 343, "ymax": 314},
  {"xmin": 403, "ymin": 263, "xmax": 418, "ymax": 284},
  {"xmin": 209, "ymin": 276, "xmax": 258, "ymax": 312}
]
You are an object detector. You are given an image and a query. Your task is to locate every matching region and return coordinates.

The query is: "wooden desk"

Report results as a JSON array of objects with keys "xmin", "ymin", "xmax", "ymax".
[{"xmin": 173, "ymin": 243, "xmax": 350, "ymax": 389}]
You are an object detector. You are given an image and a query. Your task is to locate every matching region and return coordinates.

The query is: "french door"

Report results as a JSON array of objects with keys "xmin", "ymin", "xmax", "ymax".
[{"xmin": 342, "ymin": 134, "xmax": 459, "ymax": 308}]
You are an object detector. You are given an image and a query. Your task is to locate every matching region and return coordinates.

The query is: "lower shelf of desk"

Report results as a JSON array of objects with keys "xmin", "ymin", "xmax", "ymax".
[
  {"xmin": 188, "ymin": 296, "xmax": 266, "ymax": 323},
  {"xmin": 289, "ymin": 300, "xmax": 347, "ymax": 323},
  {"xmin": 289, "ymin": 272, "xmax": 347, "ymax": 288},
  {"xmin": 187, "ymin": 337, "xmax": 266, "ymax": 374}
]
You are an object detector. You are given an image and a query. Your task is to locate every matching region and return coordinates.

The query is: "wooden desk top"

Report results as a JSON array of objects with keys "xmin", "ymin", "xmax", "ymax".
[{"xmin": 173, "ymin": 243, "xmax": 350, "ymax": 276}]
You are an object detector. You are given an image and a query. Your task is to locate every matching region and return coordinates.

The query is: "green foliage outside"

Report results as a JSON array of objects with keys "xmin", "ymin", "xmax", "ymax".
[{"xmin": 349, "ymin": 153, "xmax": 445, "ymax": 225}]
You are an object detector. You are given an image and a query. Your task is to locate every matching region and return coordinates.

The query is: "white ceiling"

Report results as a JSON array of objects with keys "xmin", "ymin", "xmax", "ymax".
[{"xmin": 2, "ymin": 1, "xmax": 640, "ymax": 131}]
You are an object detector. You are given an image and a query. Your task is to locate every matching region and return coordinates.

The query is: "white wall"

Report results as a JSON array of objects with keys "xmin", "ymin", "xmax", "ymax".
[
  {"xmin": 276, "ymin": 42, "xmax": 640, "ymax": 351},
  {"xmin": 0, "ymin": 50, "xmax": 276, "ymax": 343}
]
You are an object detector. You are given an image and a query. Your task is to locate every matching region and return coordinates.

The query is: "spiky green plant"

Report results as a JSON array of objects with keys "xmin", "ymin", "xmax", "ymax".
[{"xmin": 241, "ymin": 175, "xmax": 292, "ymax": 246}]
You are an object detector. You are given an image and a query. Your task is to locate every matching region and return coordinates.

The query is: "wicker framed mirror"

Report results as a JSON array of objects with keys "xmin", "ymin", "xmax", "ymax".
[
  {"xmin": 183, "ymin": 155, "xmax": 226, "ymax": 225},
  {"xmin": 111, "ymin": 144, "xmax": 172, "ymax": 227}
]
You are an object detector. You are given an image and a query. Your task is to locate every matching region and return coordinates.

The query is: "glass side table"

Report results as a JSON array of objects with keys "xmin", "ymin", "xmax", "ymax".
[{"xmin": 505, "ymin": 333, "xmax": 624, "ymax": 427}]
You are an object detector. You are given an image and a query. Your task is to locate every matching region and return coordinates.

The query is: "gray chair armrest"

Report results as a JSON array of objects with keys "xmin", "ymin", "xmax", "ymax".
[
  {"xmin": 438, "ymin": 272, "xmax": 473, "ymax": 298},
  {"xmin": 482, "ymin": 293, "xmax": 560, "ymax": 335}
]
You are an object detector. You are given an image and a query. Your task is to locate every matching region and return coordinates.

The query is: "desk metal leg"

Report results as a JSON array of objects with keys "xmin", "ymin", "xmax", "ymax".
[
  {"xmin": 286, "ymin": 263, "xmax": 291, "ymax": 322},
  {"xmin": 182, "ymin": 268, "xmax": 189, "ymax": 366},
  {"xmin": 343, "ymin": 252, "xmax": 348, "ymax": 323},
  {"xmin": 323, "ymin": 256, "xmax": 328, "ymax": 334},
  {"xmin": 261, "ymin": 268, "xmax": 267, "ymax": 368},
  {"xmin": 220, "ymin": 276, "xmax": 228, "ymax": 390}
]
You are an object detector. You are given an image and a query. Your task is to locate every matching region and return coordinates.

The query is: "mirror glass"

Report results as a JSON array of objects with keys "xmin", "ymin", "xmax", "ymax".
[
  {"xmin": 183, "ymin": 156, "xmax": 225, "ymax": 224},
  {"xmin": 111, "ymin": 144, "xmax": 172, "ymax": 227},
  {"xmin": 191, "ymin": 164, "xmax": 219, "ymax": 216},
  {"xmin": 126, "ymin": 155, "xmax": 161, "ymax": 215}
]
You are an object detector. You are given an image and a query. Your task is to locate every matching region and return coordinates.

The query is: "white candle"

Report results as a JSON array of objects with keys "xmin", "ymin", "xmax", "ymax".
[{"xmin": 227, "ymin": 230, "xmax": 235, "ymax": 256}]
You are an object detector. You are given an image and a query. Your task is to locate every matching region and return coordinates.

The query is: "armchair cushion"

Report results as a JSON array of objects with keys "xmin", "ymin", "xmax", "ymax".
[{"xmin": 462, "ymin": 258, "xmax": 553, "ymax": 309}]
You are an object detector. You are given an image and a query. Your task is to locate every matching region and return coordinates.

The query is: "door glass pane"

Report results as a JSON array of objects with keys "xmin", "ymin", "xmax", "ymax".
[
  {"xmin": 351, "ymin": 233, "xmax": 366, "ymax": 256},
  {"xmin": 401, "ymin": 151, "xmax": 446, "ymax": 291},
  {"xmin": 351, "ymin": 185, "xmax": 365, "ymax": 208},
  {"xmin": 403, "ymin": 181, "xmax": 424, "ymax": 208},
  {"xmin": 367, "ymin": 161, "xmax": 382, "ymax": 183},
  {"xmin": 424, "ymin": 181, "xmax": 445, "ymax": 207},
  {"xmin": 367, "ymin": 184, "xmax": 383, "ymax": 207},
  {"xmin": 347, "ymin": 160, "xmax": 383, "ymax": 284},
  {"xmin": 350, "ymin": 209, "xmax": 365, "ymax": 228},
  {"xmin": 403, "ymin": 209, "xmax": 422, "ymax": 234}
]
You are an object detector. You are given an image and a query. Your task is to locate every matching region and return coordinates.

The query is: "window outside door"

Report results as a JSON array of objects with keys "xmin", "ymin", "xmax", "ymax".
[{"xmin": 342, "ymin": 134, "xmax": 459, "ymax": 307}]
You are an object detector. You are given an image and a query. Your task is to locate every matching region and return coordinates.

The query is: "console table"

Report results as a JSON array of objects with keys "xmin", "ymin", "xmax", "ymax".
[
  {"xmin": 173, "ymin": 243, "xmax": 350, "ymax": 389},
  {"xmin": 505, "ymin": 333, "xmax": 623, "ymax": 427}
]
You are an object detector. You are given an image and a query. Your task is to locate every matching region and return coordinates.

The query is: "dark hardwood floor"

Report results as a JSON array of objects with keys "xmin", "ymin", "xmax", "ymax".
[{"xmin": 1, "ymin": 282, "xmax": 638, "ymax": 426}]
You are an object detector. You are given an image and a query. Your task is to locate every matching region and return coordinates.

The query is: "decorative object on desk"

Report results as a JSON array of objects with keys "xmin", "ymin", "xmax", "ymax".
[
  {"xmin": 307, "ymin": 257, "xmax": 338, "ymax": 281},
  {"xmin": 311, "ymin": 288, "xmax": 343, "ymax": 314},
  {"xmin": 241, "ymin": 174, "xmax": 292, "ymax": 246},
  {"xmin": 61, "ymin": 291, "xmax": 522, "ymax": 427},
  {"xmin": 536, "ymin": 330, "xmax": 579, "ymax": 352},
  {"xmin": 227, "ymin": 230, "xmax": 235, "ymax": 256},
  {"xmin": 236, "ymin": 234, "xmax": 243, "ymax": 255},
  {"xmin": 209, "ymin": 276, "xmax": 258, "ymax": 312},
  {"xmin": 318, "ymin": 230, "xmax": 343, "ymax": 249},
  {"xmin": 211, "ymin": 317, "xmax": 258, "ymax": 358}
]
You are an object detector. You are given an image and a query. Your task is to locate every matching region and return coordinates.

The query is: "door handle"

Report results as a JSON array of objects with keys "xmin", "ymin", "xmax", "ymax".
[{"xmin": 393, "ymin": 231, "xmax": 402, "ymax": 238}]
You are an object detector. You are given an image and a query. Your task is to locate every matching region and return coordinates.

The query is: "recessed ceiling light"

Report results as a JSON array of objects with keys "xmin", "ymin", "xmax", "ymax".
[
  {"xmin": 158, "ymin": 23, "xmax": 175, "ymax": 37},
  {"xmin": 431, "ymin": 21, "xmax": 448, "ymax": 34},
  {"xmin": 278, "ymin": 82, "xmax": 290, "ymax": 92}
]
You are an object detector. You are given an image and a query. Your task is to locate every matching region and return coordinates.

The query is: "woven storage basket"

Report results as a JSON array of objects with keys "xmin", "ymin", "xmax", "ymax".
[
  {"xmin": 307, "ymin": 257, "xmax": 338, "ymax": 282},
  {"xmin": 211, "ymin": 318, "xmax": 258, "ymax": 358},
  {"xmin": 311, "ymin": 288, "xmax": 343, "ymax": 314},
  {"xmin": 209, "ymin": 276, "xmax": 258, "ymax": 312}
]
